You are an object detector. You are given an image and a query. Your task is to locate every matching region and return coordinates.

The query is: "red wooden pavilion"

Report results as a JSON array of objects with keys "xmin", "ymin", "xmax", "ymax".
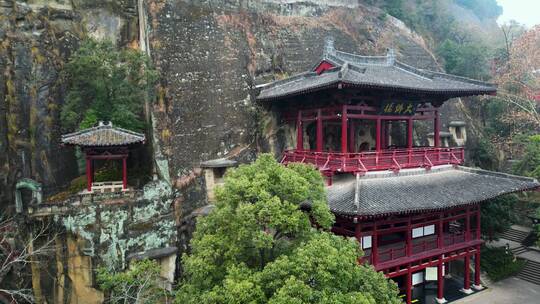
[
  {"xmin": 61, "ymin": 121, "xmax": 145, "ymax": 193},
  {"xmin": 257, "ymin": 39, "xmax": 540, "ymax": 303}
]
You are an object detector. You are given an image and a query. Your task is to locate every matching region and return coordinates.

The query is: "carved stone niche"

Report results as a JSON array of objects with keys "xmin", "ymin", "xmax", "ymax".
[
  {"xmin": 14, "ymin": 178, "xmax": 42, "ymax": 213},
  {"xmin": 200, "ymin": 158, "xmax": 238, "ymax": 203}
]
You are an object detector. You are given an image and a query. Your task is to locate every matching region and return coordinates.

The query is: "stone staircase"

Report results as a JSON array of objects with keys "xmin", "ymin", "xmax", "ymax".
[
  {"xmin": 499, "ymin": 227, "xmax": 530, "ymax": 243},
  {"xmin": 517, "ymin": 260, "xmax": 540, "ymax": 285},
  {"xmin": 511, "ymin": 245, "xmax": 529, "ymax": 255}
]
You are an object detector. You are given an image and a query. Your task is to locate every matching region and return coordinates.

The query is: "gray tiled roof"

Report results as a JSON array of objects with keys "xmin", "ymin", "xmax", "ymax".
[
  {"xmin": 61, "ymin": 122, "xmax": 145, "ymax": 147},
  {"xmin": 327, "ymin": 165, "xmax": 539, "ymax": 217},
  {"xmin": 257, "ymin": 47, "xmax": 496, "ymax": 101}
]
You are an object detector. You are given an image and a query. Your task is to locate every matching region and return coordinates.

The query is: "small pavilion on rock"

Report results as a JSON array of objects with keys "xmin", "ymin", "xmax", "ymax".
[
  {"xmin": 257, "ymin": 39, "xmax": 540, "ymax": 304},
  {"xmin": 61, "ymin": 121, "xmax": 145, "ymax": 193}
]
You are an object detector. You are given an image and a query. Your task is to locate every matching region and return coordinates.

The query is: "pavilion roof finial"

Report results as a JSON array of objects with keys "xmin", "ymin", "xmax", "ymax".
[
  {"xmin": 98, "ymin": 121, "xmax": 112, "ymax": 127},
  {"xmin": 324, "ymin": 36, "xmax": 336, "ymax": 57}
]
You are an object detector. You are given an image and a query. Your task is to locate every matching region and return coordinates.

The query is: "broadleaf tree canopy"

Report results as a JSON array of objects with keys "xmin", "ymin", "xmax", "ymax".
[{"xmin": 175, "ymin": 154, "xmax": 401, "ymax": 304}]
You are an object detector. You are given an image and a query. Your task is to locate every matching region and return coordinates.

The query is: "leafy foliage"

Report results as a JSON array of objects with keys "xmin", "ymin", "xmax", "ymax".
[
  {"xmin": 481, "ymin": 245, "xmax": 525, "ymax": 281},
  {"xmin": 468, "ymin": 137, "xmax": 498, "ymax": 170},
  {"xmin": 514, "ymin": 135, "xmax": 540, "ymax": 180},
  {"xmin": 61, "ymin": 39, "xmax": 157, "ymax": 132},
  {"xmin": 436, "ymin": 39, "xmax": 490, "ymax": 79},
  {"xmin": 97, "ymin": 259, "xmax": 172, "ymax": 304},
  {"xmin": 481, "ymin": 195, "xmax": 519, "ymax": 241},
  {"xmin": 176, "ymin": 154, "xmax": 400, "ymax": 304}
]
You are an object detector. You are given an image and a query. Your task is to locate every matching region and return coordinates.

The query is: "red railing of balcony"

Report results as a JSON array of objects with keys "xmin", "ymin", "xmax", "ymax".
[
  {"xmin": 443, "ymin": 232, "xmax": 467, "ymax": 247},
  {"xmin": 378, "ymin": 245, "xmax": 407, "ymax": 263},
  {"xmin": 411, "ymin": 238, "xmax": 439, "ymax": 255},
  {"xmin": 281, "ymin": 147, "xmax": 464, "ymax": 174},
  {"xmin": 360, "ymin": 231, "xmax": 480, "ymax": 265}
]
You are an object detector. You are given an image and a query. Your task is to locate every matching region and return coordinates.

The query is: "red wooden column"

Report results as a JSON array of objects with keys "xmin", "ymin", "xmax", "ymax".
[
  {"xmin": 85, "ymin": 156, "xmax": 92, "ymax": 192},
  {"xmin": 349, "ymin": 120, "xmax": 356, "ymax": 153},
  {"xmin": 406, "ymin": 270, "xmax": 412, "ymax": 304},
  {"xmin": 355, "ymin": 222, "xmax": 363, "ymax": 261},
  {"xmin": 438, "ymin": 213, "xmax": 444, "ymax": 249},
  {"xmin": 376, "ymin": 118, "xmax": 382, "ymax": 151},
  {"xmin": 316, "ymin": 109, "xmax": 323, "ymax": 152},
  {"xmin": 476, "ymin": 205, "xmax": 481, "ymax": 240},
  {"xmin": 91, "ymin": 159, "xmax": 95, "ymax": 183},
  {"xmin": 474, "ymin": 245, "xmax": 483, "ymax": 290},
  {"xmin": 372, "ymin": 225, "xmax": 379, "ymax": 265},
  {"xmin": 122, "ymin": 156, "xmax": 127, "ymax": 190},
  {"xmin": 407, "ymin": 118, "xmax": 413, "ymax": 148},
  {"xmin": 341, "ymin": 105, "xmax": 348, "ymax": 153},
  {"xmin": 462, "ymin": 254, "xmax": 472, "ymax": 293},
  {"xmin": 437, "ymin": 258, "xmax": 446, "ymax": 303},
  {"xmin": 296, "ymin": 110, "xmax": 303, "ymax": 150},
  {"xmin": 465, "ymin": 206, "xmax": 471, "ymax": 241},
  {"xmin": 434, "ymin": 109, "xmax": 440, "ymax": 147},
  {"xmin": 406, "ymin": 219, "xmax": 412, "ymax": 257}
]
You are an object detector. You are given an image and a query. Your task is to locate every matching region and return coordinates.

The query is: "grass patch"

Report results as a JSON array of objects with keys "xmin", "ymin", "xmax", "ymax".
[{"xmin": 481, "ymin": 246, "xmax": 526, "ymax": 282}]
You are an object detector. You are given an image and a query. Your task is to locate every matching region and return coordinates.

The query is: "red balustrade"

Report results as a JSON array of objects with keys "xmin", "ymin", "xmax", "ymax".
[
  {"xmin": 443, "ymin": 232, "xmax": 467, "ymax": 247},
  {"xmin": 361, "ymin": 232, "xmax": 474, "ymax": 265},
  {"xmin": 281, "ymin": 147, "xmax": 464, "ymax": 174},
  {"xmin": 378, "ymin": 245, "xmax": 407, "ymax": 263},
  {"xmin": 411, "ymin": 238, "xmax": 438, "ymax": 255}
]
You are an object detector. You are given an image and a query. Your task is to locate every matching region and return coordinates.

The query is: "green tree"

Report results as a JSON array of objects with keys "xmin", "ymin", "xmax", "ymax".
[
  {"xmin": 97, "ymin": 259, "xmax": 172, "ymax": 304},
  {"xmin": 481, "ymin": 195, "xmax": 519, "ymax": 241},
  {"xmin": 61, "ymin": 39, "xmax": 157, "ymax": 132},
  {"xmin": 514, "ymin": 135, "xmax": 540, "ymax": 179},
  {"xmin": 176, "ymin": 154, "xmax": 400, "ymax": 304},
  {"xmin": 437, "ymin": 39, "xmax": 491, "ymax": 80}
]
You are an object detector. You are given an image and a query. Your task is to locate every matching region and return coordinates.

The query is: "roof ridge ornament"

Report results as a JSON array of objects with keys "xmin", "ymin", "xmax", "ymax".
[
  {"xmin": 324, "ymin": 36, "xmax": 336, "ymax": 57},
  {"xmin": 98, "ymin": 121, "xmax": 112, "ymax": 127},
  {"xmin": 386, "ymin": 48, "xmax": 396, "ymax": 66},
  {"xmin": 354, "ymin": 172, "xmax": 360, "ymax": 211}
]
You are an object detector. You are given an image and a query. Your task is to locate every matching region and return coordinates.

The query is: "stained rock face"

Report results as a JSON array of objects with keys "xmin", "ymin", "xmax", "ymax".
[
  {"xmin": 1, "ymin": 1, "xmax": 462, "ymax": 303},
  {"xmin": 145, "ymin": 0, "xmax": 440, "ymax": 179},
  {"xmin": 0, "ymin": 1, "xmax": 139, "ymax": 210}
]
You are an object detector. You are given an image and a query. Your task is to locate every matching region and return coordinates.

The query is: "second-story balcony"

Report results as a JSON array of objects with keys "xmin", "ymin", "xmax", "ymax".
[
  {"xmin": 281, "ymin": 104, "xmax": 464, "ymax": 175},
  {"xmin": 281, "ymin": 147, "xmax": 464, "ymax": 174}
]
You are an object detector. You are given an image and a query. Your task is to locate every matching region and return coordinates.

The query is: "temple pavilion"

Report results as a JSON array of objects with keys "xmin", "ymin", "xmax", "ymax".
[
  {"xmin": 61, "ymin": 121, "xmax": 145, "ymax": 193},
  {"xmin": 257, "ymin": 39, "xmax": 540, "ymax": 304}
]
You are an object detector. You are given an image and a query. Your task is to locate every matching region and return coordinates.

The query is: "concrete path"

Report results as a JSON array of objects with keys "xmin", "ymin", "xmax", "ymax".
[{"xmin": 453, "ymin": 277, "xmax": 540, "ymax": 304}]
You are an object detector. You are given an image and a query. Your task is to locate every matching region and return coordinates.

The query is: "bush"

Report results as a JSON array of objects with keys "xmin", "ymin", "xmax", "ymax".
[{"xmin": 481, "ymin": 246, "xmax": 525, "ymax": 281}]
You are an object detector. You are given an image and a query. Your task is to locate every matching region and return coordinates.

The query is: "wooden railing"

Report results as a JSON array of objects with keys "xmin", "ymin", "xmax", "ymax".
[
  {"xmin": 411, "ymin": 238, "xmax": 438, "ymax": 255},
  {"xmin": 378, "ymin": 245, "xmax": 407, "ymax": 263},
  {"xmin": 281, "ymin": 147, "xmax": 464, "ymax": 174},
  {"xmin": 362, "ymin": 231, "xmax": 478, "ymax": 265}
]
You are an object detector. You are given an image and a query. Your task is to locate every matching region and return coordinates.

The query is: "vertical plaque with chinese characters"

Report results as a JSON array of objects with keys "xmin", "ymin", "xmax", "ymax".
[{"xmin": 379, "ymin": 101, "xmax": 418, "ymax": 116}]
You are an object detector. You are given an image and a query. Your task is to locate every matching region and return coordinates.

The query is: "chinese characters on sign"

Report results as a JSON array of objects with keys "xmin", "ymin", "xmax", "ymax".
[{"xmin": 379, "ymin": 101, "xmax": 418, "ymax": 116}]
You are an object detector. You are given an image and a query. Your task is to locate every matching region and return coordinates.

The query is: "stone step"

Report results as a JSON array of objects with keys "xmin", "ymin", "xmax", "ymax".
[
  {"xmin": 499, "ymin": 228, "xmax": 530, "ymax": 243},
  {"xmin": 511, "ymin": 246, "xmax": 528, "ymax": 255},
  {"xmin": 517, "ymin": 261, "xmax": 540, "ymax": 285}
]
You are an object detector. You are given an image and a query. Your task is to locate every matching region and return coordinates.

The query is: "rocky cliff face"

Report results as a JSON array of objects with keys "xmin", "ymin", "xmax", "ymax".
[
  {"xmin": 145, "ymin": 0, "xmax": 440, "ymax": 179},
  {"xmin": 0, "ymin": 0, "xmax": 142, "ymax": 210},
  {"xmin": 1, "ymin": 1, "xmax": 473, "ymax": 303}
]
